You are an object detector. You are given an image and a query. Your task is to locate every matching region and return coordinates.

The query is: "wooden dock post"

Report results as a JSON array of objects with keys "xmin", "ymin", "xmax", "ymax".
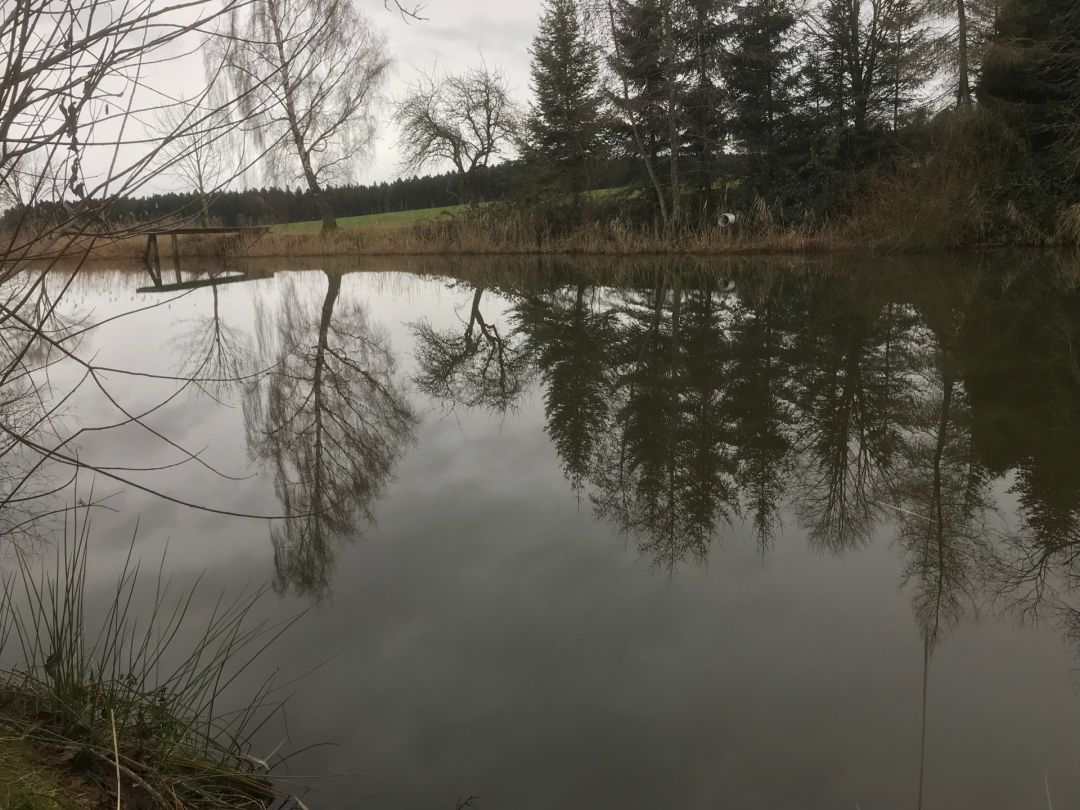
[
  {"xmin": 170, "ymin": 231, "xmax": 181, "ymax": 281},
  {"xmin": 139, "ymin": 226, "xmax": 270, "ymax": 288},
  {"xmin": 143, "ymin": 233, "xmax": 162, "ymax": 286}
]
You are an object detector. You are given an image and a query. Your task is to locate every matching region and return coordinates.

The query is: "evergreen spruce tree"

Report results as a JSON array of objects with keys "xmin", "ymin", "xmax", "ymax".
[
  {"xmin": 725, "ymin": 0, "xmax": 800, "ymax": 198},
  {"xmin": 812, "ymin": 0, "xmax": 894, "ymax": 133},
  {"xmin": 528, "ymin": 0, "xmax": 605, "ymax": 199},
  {"xmin": 979, "ymin": 0, "xmax": 1080, "ymax": 211},
  {"xmin": 610, "ymin": 0, "xmax": 678, "ymax": 218},
  {"xmin": 679, "ymin": 0, "xmax": 728, "ymax": 225},
  {"xmin": 927, "ymin": 0, "xmax": 1000, "ymax": 105},
  {"xmin": 880, "ymin": 0, "xmax": 934, "ymax": 130}
]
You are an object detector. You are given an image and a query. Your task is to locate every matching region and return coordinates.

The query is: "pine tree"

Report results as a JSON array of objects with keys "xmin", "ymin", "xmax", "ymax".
[
  {"xmin": 806, "ymin": 0, "xmax": 928, "ymax": 135},
  {"xmin": 881, "ymin": 0, "xmax": 934, "ymax": 128},
  {"xmin": 928, "ymin": 0, "xmax": 1000, "ymax": 105},
  {"xmin": 528, "ymin": 0, "xmax": 605, "ymax": 198},
  {"xmin": 725, "ymin": 0, "xmax": 800, "ymax": 197},
  {"xmin": 679, "ymin": 0, "xmax": 728, "ymax": 224},
  {"xmin": 609, "ymin": 0, "xmax": 680, "ymax": 220},
  {"xmin": 979, "ymin": 0, "xmax": 1080, "ymax": 206}
]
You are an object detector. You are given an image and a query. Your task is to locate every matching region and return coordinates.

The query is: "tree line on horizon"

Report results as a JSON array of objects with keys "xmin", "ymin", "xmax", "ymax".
[{"xmin": 0, "ymin": 165, "xmax": 520, "ymax": 231}]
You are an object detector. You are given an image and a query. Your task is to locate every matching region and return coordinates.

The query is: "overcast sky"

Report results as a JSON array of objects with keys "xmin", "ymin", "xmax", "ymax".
[
  {"xmin": 99, "ymin": 1, "xmax": 544, "ymax": 197},
  {"xmin": 365, "ymin": 0, "xmax": 544, "ymax": 183}
]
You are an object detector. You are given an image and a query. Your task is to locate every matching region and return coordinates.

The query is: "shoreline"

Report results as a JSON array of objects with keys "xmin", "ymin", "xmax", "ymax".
[
  {"xmin": 22, "ymin": 232, "xmax": 1067, "ymax": 263},
  {"xmin": 0, "ymin": 683, "xmax": 276, "ymax": 810}
]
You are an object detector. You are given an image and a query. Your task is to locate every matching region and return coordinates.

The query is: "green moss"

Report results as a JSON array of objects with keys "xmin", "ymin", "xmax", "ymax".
[{"xmin": 0, "ymin": 733, "xmax": 85, "ymax": 810}]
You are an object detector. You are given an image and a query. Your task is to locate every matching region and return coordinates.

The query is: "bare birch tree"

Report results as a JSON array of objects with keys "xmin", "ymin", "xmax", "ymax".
[
  {"xmin": 0, "ymin": 1, "xmax": 249, "ymax": 256},
  {"xmin": 218, "ymin": 0, "xmax": 392, "ymax": 235},
  {"xmin": 0, "ymin": 1, "xmax": 306, "ymax": 534}
]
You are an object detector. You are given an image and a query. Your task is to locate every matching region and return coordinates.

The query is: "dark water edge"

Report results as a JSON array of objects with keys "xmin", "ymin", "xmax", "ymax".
[{"xmin": 6, "ymin": 252, "xmax": 1080, "ymax": 809}]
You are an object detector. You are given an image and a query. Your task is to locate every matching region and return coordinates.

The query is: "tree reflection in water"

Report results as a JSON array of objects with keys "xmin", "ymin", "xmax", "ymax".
[
  {"xmin": 789, "ymin": 290, "xmax": 921, "ymax": 554},
  {"xmin": 0, "ymin": 272, "xmax": 87, "ymax": 539},
  {"xmin": 412, "ymin": 284, "xmax": 534, "ymax": 412},
  {"xmin": 727, "ymin": 275, "xmax": 796, "ymax": 555},
  {"xmin": 7, "ymin": 259, "xmax": 1080, "ymax": 807},
  {"xmin": 174, "ymin": 283, "xmax": 254, "ymax": 401},
  {"xmin": 413, "ymin": 261, "xmax": 1080, "ymax": 630},
  {"xmin": 244, "ymin": 273, "xmax": 416, "ymax": 598},
  {"xmin": 588, "ymin": 272, "xmax": 738, "ymax": 571},
  {"xmin": 517, "ymin": 283, "xmax": 616, "ymax": 494}
]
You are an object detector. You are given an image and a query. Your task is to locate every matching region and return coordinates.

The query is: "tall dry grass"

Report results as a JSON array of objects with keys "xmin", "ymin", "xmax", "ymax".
[{"xmin": 34, "ymin": 206, "xmax": 852, "ymax": 263}]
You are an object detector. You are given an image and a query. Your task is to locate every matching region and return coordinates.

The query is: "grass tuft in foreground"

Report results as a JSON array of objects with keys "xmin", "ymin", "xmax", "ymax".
[{"xmin": 0, "ymin": 506, "xmax": 301, "ymax": 809}]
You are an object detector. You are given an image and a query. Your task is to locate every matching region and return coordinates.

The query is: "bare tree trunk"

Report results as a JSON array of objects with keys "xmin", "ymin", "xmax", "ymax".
[
  {"xmin": 198, "ymin": 184, "xmax": 211, "ymax": 227},
  {"xmin": 765, "ymin": 61, "xmax": 776, "ymax": 191},
  {"xmin": 308, "ymin": 270, "xmax": 342, "ymax": 545},
  {"xmin": 268, "ymin": 0, "xmax": 337, "ymax": 235},
  {"xmin": 848, "ymin": 0, "xmax": 869, "ymax": 133},
  {"xmin": 461, "ymin": 167, "xmax": 477, "ymax": 208},
  {"xmin": 467, "ymin": 286, "xmax": 486, "ymax": 348},
  {"xmin": 606, "ymin": 0, "xmax": 669, "ymax": 229},
  {"xmin": 894, "ymin": 24, "xmax": 901, "ymax": 131},
  {"xmin": 300, "ymin": 150, "xmax": 337, "ymax": 234},
  {"xmin": 663, "ymin": 0, "xmax": 681, "ymax": 231},
  {"xmin": 956, "ymin": 0, "xmax": 972, "ymax": 105}
]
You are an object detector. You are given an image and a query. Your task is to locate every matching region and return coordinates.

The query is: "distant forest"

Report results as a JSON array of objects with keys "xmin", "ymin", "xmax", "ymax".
[
  {"xmin": 0, "ymin": 159, "xmax": 644, "ymax": 230},
  {"xmin": 1, "ymin": 165, "xmax": 516, "ymax": 230}
]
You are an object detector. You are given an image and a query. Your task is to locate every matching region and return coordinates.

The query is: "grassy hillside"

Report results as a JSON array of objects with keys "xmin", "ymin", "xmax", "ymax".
[
  {"xmin": 274, "ymin": 204, "xmax": 464, "ymax": 233},
  {"xmin": 272, "ymin": 188, "xmax": 632, "ymax": 233}
]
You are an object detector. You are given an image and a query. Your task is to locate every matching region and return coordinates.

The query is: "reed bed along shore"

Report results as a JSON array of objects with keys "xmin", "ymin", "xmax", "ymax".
[
  {"xmin": 0, "ymin": 509, "xmax": 304, "ymax": 810},
  {"xmin": 13, "ymin": 196, "xmax": 1080, "ymax": 274},
  {"xmin": 33, "ymin": 209, "xmax": 856, "ymax": 263}
]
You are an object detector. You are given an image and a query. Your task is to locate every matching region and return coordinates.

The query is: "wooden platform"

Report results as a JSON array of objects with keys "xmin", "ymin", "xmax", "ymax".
[
  {"xmin": 142, "ymin": 225, "xmax": 269, "ymax": 287},
  {"xmin": 135, "ymin": 273, "xmax": 253, "ymax": 294}
]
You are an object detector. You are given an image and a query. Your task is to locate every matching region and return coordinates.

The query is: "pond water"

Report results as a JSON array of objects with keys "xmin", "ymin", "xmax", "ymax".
[{"xmin": 10, "ymin": 254, "xmax": 1080, "ymax": 809}]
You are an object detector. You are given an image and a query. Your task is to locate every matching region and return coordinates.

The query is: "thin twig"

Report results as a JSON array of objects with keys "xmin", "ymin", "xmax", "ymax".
[{"xmin": 110, "ymin": 709, "xmax": 121, "ymax": 810}]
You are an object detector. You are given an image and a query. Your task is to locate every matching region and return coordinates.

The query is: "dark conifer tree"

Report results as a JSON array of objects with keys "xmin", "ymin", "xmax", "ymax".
[
  {"xmin": 725, "ymin": 0, "xmax": 800, "ymax": 198},
  {"xmin": 812, "ymin": 0, "xmax": 893, "ymax": 134},
  {"xmin": 679, "ymin": 0, "xmax": 728, "ymax": 225},
  {"xmin": 979, "ymin": 0, "xmax": 1080, "ymax": 212},
  {"xmin": 610, "ymin": 0, "xmax": 677, "ymax": 215},
  {"xmin": 881, "ymin": 0, "xmax": 934, "ymax": 130},
  {"xmin": 528, "ymin": 0, "xmax": 606, "ymax": 199}
]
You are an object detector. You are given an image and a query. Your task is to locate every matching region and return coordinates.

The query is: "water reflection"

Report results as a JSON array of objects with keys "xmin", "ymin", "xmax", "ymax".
[
  {"xmin": 960, "ymin": 271, "xmax": 1080, "ymax": 612},
  {"xmin": 406, "ymin": 260, "xmax": 1080, "ymax": 616},
  {"xmin": 175, "ymin": 282, "xmax": 253, "ymax": 400},
  {"xmin": 0, "ymin": 271, "xmax": 85, "ymax": 537},
  {"xmin": 244, "ymin": 272, "xmax": 416, "ymax": 598},
  {"xmin": 588, "ymin": 273, "xmax": 739, "ymax": 570},
  {"xmin": 412, "ymin": 283, "xmax": 534, "ymax": 411},
  {"xmin": 517, "ymin": 283, "xmax": 617, "ymax": 493},
  {"xmin": 11, "ymin": 259, "xmax": 1080, "ymax": 807}
]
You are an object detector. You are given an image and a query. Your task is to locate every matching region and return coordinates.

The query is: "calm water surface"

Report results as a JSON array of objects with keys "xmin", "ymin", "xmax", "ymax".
[{"xmin": 16, "ymin": 256, "xmax": 1080, "ymax": 809}]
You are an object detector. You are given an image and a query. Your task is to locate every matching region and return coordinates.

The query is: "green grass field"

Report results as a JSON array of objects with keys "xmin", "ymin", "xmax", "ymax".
[
  {"xmin": 274, "ymin": 204, "xmax": 464, "ymax": 233},
  {"xmin": 272, "ymin": 187, "xmax": 637, "ymax": 233}
]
